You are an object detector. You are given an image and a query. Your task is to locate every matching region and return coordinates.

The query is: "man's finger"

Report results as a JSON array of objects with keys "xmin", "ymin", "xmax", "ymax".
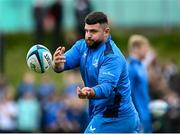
[
  {"xmin": 77, "ymin": 86, "xmax": 82, "ymax": 94},
  {"xmin": 56, "ymin": 46, "xmax": 62, "ymax": 51},
  {"xmin": 61, "ymin": 47, "xmax": 65, "ymax": 54},
  {"xmin": 54, "ymin": 55, "xmax": 66, "ymax": 60},
  {"xmin": 53, "ymin": 56, "xmax": 62, "ymax": 62},
  {"xmin": 54, "ymin": 59, "xmax": 66, "ymax": 64},
  {"xmin": 54, "ymin": 50, "xmax": 61, "ymax": 57}
]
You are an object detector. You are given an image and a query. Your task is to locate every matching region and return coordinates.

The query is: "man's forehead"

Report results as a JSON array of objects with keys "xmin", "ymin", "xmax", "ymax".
[{"xmin": 84, "ymin": 23, "xmax": 101, "ymax": 29}]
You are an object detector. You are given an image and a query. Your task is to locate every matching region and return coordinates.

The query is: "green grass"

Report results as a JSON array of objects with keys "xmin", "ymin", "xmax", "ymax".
[{"xmin": 3, "ymin": 30, "xmax": 180, "ymax": 89}]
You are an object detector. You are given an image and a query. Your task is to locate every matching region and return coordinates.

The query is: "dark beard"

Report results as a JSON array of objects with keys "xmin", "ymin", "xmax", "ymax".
[{"xmin": 86, "ymin": 40, "xmax": 103, "ymax": 49}]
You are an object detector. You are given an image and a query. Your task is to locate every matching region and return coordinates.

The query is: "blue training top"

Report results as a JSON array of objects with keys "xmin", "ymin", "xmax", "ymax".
[
  {"xmin": 127, "ymin": 56, "xmax": 151, "ymax": 121},
  {"xmin": 63, "ymin": 36, "xmax": 137, "ymax": 119}
]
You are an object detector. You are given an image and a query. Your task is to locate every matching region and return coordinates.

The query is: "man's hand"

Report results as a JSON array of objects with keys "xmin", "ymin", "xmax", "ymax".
[
  {"xmin": 77, "ymin": 86, "xmax": 95, "ymax": 99},
  {"xmin": 52, "ymin": 46, "xmax": 66, "ymax": 72}
]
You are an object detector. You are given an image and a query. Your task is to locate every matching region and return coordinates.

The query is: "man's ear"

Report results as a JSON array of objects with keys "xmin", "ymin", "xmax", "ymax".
[{"xmin": 104, "ymin": 28, "xmax": 110, "ymax": 35}]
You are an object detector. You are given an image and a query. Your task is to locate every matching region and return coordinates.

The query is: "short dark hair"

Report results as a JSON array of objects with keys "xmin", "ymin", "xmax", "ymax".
[{"xmin": 85, "ymin": 11, "xmax": 108, "ymax": 25}]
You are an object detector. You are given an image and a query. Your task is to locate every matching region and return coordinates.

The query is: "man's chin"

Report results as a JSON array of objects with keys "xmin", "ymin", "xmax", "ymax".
[
  {"xmin": 87, "ymin": 43, "xmax": 93, "ymax": 47},
  {"xmin": 86, "ymin": 41, "xmax": 93, "ymax": 47},
  {"xmin": 86, "ymin": 40, "xmax": 102, "ymax": 49},
  {"xmin": 87, "ymin": 43, "xmax": 96, "ymax": 48}
]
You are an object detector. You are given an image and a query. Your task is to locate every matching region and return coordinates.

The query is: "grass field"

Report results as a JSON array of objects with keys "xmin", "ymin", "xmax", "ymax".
[{"xmin": 3, "ymin": 30, "xmax": 180, "ymax": 90}]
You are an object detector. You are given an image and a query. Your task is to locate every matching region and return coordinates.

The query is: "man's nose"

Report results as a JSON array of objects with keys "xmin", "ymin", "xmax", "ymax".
[{"xmin": 86, "ymin": 31, "xmax": 92, "ymax": 38}]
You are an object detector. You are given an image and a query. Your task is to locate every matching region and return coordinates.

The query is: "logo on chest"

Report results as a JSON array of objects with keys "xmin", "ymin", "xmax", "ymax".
[
  {"xmin": 83, "ymin": 52, "xmax": 87, "ymax": 58},
  {"xmin": 92, "ymin": 59, "xmax": 99, "ymax": 68}
]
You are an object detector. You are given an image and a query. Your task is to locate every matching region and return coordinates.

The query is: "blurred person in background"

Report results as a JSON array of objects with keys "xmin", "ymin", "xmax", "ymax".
[
  {"xmin": 56, "ymin": 103, "xmax": 75, "ymax": 132},
  {"xmin": 165, "ymin": 90, "xmax": 180, "ymax": 132},
  {"xmin": 52, "ymin": 11, "xmax": 139, "ymax": 133},
  {"xmin": 146, "ymin": 49, "xmax": 180, "ymax": 132},
  {"xmin": 42, "ymin": 90, "xmax": 62, "ymax": 132},
  {"xmin": 146, "ymin": 51, "xmax": 169, "ymax": 100},
  {"xmin": 38, "ymin": 74, "xmax": 55, "ymax": 103},
  {"xmin": 57, "ymin": 71, "xmax": 88, "ymax": 132},
  {"xmin": 127, "ymin": 34, "xmax": 152, "ymax": 133},
  {"xmin": 63, "ymin": 87, "xmax": 89, "ymax": 132},
  {"xmin": 17, "ymin": 72, "xmax": 36, "ymax": 99},
  {"xmin": 32, "ymin": 0, "xmax": 45, "ymax": 43},
  {"xmin": 47, "ymin": 0, "xmax": 63, "ymax": 52},
  {"xmin": 63, "ymin": 70, "xmax": 83, "ymax": 97},
  {"xmin": 37, "ymin": 74, "xmax": 56, "ymax": 131},
  {"xmin": 146, "ymin": 49, "xmax": 175, "ymax": 100},
  {"xmin": 65, "ymin": 96, "xmax": 89, "ymax": 132},
  {"xmin": 74, "ymin": 0, "xmax": 92, "ymax": 39},
  {"xmin": 56, "ymin": 94, "xmax": 88, "ymax": 132},
  {"xmin": 0, "ymin": 86, "xmax": 17, "ymax": 132},
  {"xmin": 17, "ymin": 90, "xmax": 41, "ymax": 132},
  {"xmin": 169, "ymin": 71, "xmax": 180, "ymax": 98}
]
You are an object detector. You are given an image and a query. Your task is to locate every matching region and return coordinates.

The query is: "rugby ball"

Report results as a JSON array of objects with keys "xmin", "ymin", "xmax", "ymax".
[{"xmin": 26, "ymin": 44, "xmax": 52, "ymax": 73}]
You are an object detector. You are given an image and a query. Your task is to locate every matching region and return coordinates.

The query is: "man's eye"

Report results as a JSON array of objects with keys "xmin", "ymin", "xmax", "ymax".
[
  {"xmin": 91, "ymin": 30, "xmax": 97, "ymax": 33},
  {"xmin": 84, "ymin": 29, "xmax": 98, "ymax": 33}
]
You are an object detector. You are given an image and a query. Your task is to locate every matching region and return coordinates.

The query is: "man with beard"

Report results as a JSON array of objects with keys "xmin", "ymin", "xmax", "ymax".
[{"xmin": 52, "ymin": 12, "xmax": 140, "ymax": 133}]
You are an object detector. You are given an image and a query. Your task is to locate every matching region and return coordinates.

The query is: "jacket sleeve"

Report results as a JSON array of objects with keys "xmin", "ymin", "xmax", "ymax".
[
  {"xmin": 92, "ymin": 54, "xmax": 125, "ymax": 99},
  {"xmin": 64, "ymin": 40, "xmax": 82, "ymax": 70}
]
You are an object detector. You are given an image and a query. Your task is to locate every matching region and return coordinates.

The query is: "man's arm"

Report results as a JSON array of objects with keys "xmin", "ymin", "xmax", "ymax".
[
  {"xmin": 52, "ymin": 40, "xmax": 82, "ymax": 73},
  {"xmin": 92, "ymin": 55, "xmax": 124, "ymax": 99},
  {"xmin": 76, "ymin": 55, "xmax": 125, "ymax": 99}
]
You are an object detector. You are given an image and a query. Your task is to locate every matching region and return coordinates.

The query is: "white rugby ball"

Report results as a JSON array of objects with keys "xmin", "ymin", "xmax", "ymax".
[{"xmin": 26, "ymin": 44, "xmax": 52, "ymax": 73}]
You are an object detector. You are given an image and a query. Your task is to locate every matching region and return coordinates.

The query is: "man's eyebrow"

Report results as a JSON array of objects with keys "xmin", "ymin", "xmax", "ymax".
[{"xmin": 84, "ymin": 28, "xmax": 98, "ymax": 31}]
